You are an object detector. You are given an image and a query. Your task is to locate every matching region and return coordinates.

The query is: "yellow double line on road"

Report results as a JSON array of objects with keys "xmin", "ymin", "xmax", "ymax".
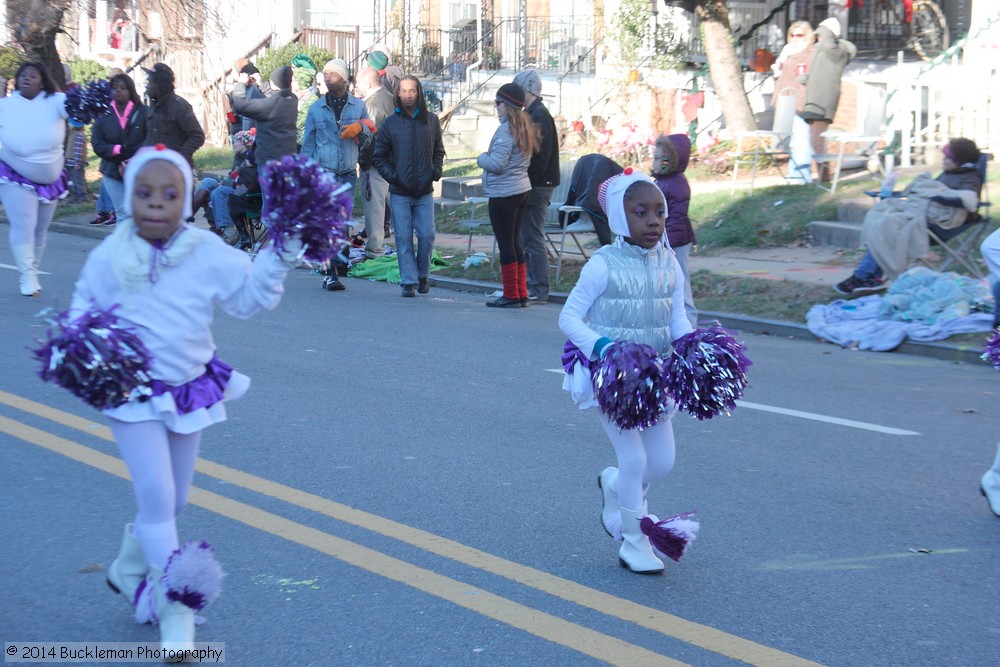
[{"xmin": 0, "ymin": 390, "xmax": 821, "ymax": 667}]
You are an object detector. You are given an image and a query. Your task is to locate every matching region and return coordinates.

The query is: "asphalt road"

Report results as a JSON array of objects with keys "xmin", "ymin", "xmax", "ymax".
[{"xmin": 2, "ymin": 232, "xmax": 999, "ymax": 666}]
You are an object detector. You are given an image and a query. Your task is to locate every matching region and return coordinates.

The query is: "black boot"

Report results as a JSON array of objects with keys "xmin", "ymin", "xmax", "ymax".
[{"xmin": 233, "ymin": 218, "xmax": 252, "ymax": 251}]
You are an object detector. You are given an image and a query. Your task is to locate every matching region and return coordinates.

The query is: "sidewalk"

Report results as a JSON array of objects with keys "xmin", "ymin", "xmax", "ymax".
[{"xmin": 14, "ymin": 212, "xmax": 989, "ymax": 365}]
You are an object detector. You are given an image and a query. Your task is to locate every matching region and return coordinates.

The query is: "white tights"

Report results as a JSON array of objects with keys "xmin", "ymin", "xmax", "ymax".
[
  {"xmin": 109, "ymin": 419, "xmax": 201, "ymax": 571},
  {"xmin": 1, "ymin": 184, "xmax": 57, "ymax": 248},
  {"xmin": 599, "ymin": 413, "xmax": 676, "ymax": 512}
]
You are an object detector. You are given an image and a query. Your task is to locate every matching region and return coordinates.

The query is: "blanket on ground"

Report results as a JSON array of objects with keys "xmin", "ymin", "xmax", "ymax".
[
  {"xmin": 806, "ymin": 267, "xmax": 995, "ymax": 351},
  {"xmin": 347, "ymin": 249, "xmax": 450, "ymax": 284},
  {"xmin": 861, "ymin": 173, "xmax": 979, "ymax": 280}
]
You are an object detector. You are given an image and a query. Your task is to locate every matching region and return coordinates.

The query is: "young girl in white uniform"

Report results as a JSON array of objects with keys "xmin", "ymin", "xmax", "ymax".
[
  {"xmin": 559, "ymin": 169, "xmax": 694, "ymax": 574},
  {"xmin": 70, "ymin": 146, "xmax": 300, "ymax": 657}
]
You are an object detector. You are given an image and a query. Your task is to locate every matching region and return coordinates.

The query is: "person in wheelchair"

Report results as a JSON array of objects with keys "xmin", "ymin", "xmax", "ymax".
[
  {"xmin": 835, "ymin": 137, "xmax": 983, "ymax": 296},
  {"xmin": 192, "ymin": 130, "xmax": 260, "ymax": 249}
]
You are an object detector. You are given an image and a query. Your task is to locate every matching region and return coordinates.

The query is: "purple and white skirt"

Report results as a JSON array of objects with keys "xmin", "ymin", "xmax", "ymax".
[
  {"xmin": 0, "ymin": 160, "xmax": 69, "ymax": 203},
  {"xmin": 104, "ymin": 357, "xmax": 250, "ymax": 434}
]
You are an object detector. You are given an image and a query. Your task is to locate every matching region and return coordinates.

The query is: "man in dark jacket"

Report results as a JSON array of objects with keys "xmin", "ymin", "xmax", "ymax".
[
  {"xmin": 512, "ymin": 69, "xmax": 559, "ymax": 303},
  {"xmin": 142, "ymin": 63, "xmax": 205, "ymax": 166},
  {"xmin": 374, "ymin": 75, "xmax": 446, "ymax": 297},
  {"xmin": 230, "ymin": 66, "xmax": 298, "ymax": 167}
]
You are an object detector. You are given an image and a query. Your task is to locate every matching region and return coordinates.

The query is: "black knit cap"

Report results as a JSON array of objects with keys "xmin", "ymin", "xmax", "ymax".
[
  {"xmin": 142, "ymin": 63, "xmax": 175, "ymax": 86},
  {"xmin": 496, "ymin": 82, "xmax": 525, "ymax": 110}
]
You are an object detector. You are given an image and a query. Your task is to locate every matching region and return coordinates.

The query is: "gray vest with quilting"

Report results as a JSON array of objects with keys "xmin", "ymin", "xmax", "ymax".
[{"xmin": 588, "ymin": 238, "xmax": 677, "ymax": 355}]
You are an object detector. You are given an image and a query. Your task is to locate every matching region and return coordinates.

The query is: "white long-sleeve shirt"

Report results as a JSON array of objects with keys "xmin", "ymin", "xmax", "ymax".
[
  {"xmin": 71, "ymin": 229, "xmax": 290, "ymax": 386},
  {"xmin": 0, "ymin": 90, "xmax": 67, "ymax": 183}
]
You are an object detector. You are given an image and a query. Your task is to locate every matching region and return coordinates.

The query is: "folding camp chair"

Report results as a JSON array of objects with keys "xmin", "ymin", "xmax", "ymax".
[
  {"xmin": 926, "ymin": 152, "xmax": 993, "ymax": 278},
  {"xmin": 815, "ymin": 88, "xmax": 887, "ymax": 194},
  {"xmin": 730, "ymin": 93, "xmax": 797, "ymax": 194}
]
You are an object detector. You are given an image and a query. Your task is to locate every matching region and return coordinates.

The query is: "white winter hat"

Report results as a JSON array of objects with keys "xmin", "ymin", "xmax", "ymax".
[
  {"xmin": 597, "ymin": 168, "xmax": 665, "ymax": 238},
  {"xmin": 122, "ymin": 145, "xmax": 194, "ymax": 220},
  {"xmin": 818, "ymin": 17, "xmax": 841, "ymax": 38},
  {"xmin": 323, "ymin": 59, "xmax": 350, "ymax": 83}
]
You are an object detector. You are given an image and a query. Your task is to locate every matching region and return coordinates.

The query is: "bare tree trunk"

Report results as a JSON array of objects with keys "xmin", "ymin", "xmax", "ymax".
[
  {"xmin": 696, "ymin": 0, "xmax": 757, "ymax": 135},
  {"xmin": 11, "ymin": 0, "xmax": 71, "ymax": 87}
]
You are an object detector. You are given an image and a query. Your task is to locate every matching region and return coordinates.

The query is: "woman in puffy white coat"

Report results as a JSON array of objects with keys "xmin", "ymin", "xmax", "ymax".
[{"xmin": 0, "ymin": 62, "xmax": 70, "ymax": 296}]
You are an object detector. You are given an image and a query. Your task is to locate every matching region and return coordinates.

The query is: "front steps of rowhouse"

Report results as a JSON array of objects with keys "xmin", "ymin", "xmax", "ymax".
[
  {"xmin": 442, "ymin": 98, "xmax": 500, "ymax": 156},
  {"xmin": 432, "ymin": 175, "xmax": 484, "ymax": 215},
  {"xmin": 808, "ymin": 197, "xmax": 873, "ymax": 249}
]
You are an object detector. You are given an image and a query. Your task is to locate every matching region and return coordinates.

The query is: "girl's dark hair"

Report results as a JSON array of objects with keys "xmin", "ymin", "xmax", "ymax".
[
  {"xmin": 15, "ymin": 62, "xmax": 58, "ymax": 97},
  {"xmin": 110, "ymin": 73, "xmax": 143, "ymax": 107},
  {"xmin": 393, "ymin": 75, "xmax": 428, "ymax": 123},
  {"xmin": 948, "ymin": 137, "xmax": 981, "ymax": 167}
]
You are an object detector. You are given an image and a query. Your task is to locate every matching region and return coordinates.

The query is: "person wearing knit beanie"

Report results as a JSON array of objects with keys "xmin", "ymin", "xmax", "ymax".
[
  {"xmin": 495, "ymin": 82, "xmax": 526, "ymax": 110},
  {"xmin": 270, "ymin": 66, "xmax": 293, "ymax": 90},
  {"xmin": 367, "ymin": 50, "xmax": 389, "ymax": 73},
  {"xmin": 323, "ymin": 59, "xmax": 350, "ymax": 85}
]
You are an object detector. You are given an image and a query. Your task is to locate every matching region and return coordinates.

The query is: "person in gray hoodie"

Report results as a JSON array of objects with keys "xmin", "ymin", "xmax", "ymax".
[
  {"xmin": 477, "ymin": 83, "xmax": 539, "ymax": 308},
  {"xmin": 229, "ymin": 65, "xmax": 298, "ymax": 167}
]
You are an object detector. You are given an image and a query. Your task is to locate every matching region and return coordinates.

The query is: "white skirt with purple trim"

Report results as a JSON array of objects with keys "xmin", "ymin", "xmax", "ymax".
[{"xmin": 103, "ymin": 370, "xmax": 250, "ymax": 434}]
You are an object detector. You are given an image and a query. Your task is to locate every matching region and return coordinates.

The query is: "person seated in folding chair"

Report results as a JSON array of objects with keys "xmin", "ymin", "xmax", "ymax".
[
  {"xmin": 835, "ymin": 138, "xmax": 983, "ymax": 296},
  {"xmin": 562, "ymin": 153, "xmax": 624, "ymax": 246}
]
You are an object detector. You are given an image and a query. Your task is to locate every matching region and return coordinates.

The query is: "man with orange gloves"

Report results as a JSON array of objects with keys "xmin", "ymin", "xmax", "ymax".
[{"xmin": 301, "ymin": 58, "xmax": 373, "ymax": 291}]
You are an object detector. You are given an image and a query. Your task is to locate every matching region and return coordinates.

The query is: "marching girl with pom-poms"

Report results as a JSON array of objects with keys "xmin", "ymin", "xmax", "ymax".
[
  {"xmin": 35, "ymin": 146, "xmax": 339, "ymax": 659},
  {"xmin": 980, "ymin": 330, "xmax": 1000, "ymax": 518},
  {"xmin": 559, "ymin": 169, "xmax": 751, "ymax": 574}
]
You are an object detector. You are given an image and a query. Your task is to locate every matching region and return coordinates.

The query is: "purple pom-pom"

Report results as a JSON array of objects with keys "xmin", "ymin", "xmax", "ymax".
[
  {"xmin": 32, "ymin": 306, "xmax": 153, "ymax": 410},
  {"xmin": 592, "ymin": 341, "xmax": 671, "ymax": 431},
  {"xmin": 64, "ymin": 80, "xmax": 112, "ymax": 124},
  {"xmin": 983, "ymin": 330, "xmax": 1000, "ymax": 372},
  {"xmin": 665, "ymin": 326, "xmax": 752, "ymax": 421},
  {"xmin": 163, "ymin": 541, "xmax": 225, "ymax": 611},
  {"xmin": 64, "ymin": 84, "xmax": 90, "ymax": 124},
  {"xmin": 83, "ymin": 79, "xmax": 112, "ymax": 119},
  {"xmin": 259, "ymin": 154, "xmax": 353, "ymax": 264},
  {"xmin": 640, "ymin": 512, "xmax": 699, "ymax": 562}
]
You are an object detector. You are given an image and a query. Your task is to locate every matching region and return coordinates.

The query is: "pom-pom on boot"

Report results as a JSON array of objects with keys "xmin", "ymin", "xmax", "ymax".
[
  {"xmin": 107, "ymin": 523, "xmax": 147, "ymax": 606},
  {"xmin": 640, "ymin": 512, "xmax": 700, "ymax": 562},
  {"xmin": 134, "ymin": 542, "xmax": 224, "ymax": 661},
  {"xmin": 618, "ymin": 508, "xmax": 664, "ymax": 574},
  {"xmin": 597, "ymin": 468, "xmax": 622, "ymax": 540}
]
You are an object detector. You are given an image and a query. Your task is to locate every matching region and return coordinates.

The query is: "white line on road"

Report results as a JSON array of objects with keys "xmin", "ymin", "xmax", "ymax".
[{"xmin": 544, "ymin": 370, "xmax": 919, "ymax": 435}]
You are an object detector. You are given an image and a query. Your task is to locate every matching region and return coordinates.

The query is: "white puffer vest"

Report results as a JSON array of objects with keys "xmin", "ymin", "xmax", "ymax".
[{"xmin": 587, "ymin": 238, "xmax": 677, "ymax": 355}]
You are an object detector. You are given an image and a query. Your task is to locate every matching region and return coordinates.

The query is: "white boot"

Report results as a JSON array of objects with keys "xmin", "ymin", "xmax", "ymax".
[
  {"xmin": 11, "ymin": 245, "xmax": 39, "ymax": 296},
  {"xmin": 981, "ymin": 443, "xmax": 1000, "ymax": 518},
  {"xmin": 31, "ymin": 244, "xmax": 44, "ymax": 293},
  {"xmin": 618, "ymin": 508, "xmax": 664, "ymax": 574},
  {"xmin": 151, "ymin": 568, "xmax": 195, "ymax": 662},
  {"xmin": 107, "ymin": 523, "xmax": 147, "ymax": 606},
  {"xmin": 598, "ymin": 467, "xmax": 621, "ymax": 539},
  {"xmin": 133, "ymin": 541, "xmax": 223, "ymax": 663}
]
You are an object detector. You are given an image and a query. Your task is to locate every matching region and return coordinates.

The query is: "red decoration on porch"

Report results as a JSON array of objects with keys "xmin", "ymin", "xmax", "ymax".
[
  {"xmin": 749, "ymin": 49, "xmax": 776, "ymax": 73},
  {"xmin": 681, "ymin": 92, "xmax": 704, "ymax": 123}
]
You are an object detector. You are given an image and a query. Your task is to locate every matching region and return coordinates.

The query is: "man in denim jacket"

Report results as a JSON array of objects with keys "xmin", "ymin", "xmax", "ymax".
[{"xmin": 301, "ymin": 58, "xmax": 371, "ymax": 291}]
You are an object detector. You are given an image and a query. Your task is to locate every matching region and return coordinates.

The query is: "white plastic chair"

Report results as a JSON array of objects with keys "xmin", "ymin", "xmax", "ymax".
[{"xmin": 730, "ymin": 93, "xmax": 797, "ymax": 194}]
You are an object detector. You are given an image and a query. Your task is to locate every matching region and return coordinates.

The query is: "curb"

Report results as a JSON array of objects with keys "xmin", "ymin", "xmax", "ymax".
[
  {"xmin": 16, "ymin": 217, "xmax": 990, "ymax": 367},
  {"xmin": 429, "ymin": 276, "xmax": 990, "ymax": 367}
]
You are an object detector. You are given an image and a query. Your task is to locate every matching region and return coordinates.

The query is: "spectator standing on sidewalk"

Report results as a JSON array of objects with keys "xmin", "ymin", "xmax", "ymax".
[
  {"xmin": 356, "ymin": 66, "xmax": 395, "ymax": 260},
  {"xmin": 513, "ymin": 68, "xmax": 559, "ymax": 304},
  {"xmin": 373, "ymin": 75, "xmax": 445, "ymax": 297},
  {"xmin": 301, "ymin": 58, "xmax": 371, "ymax": 291},
  {"xmin": 229, "ymin": 65, "xmax": 297, "ymax": 167},
  {"xmin": 91, "ymin": 72, "xmax": 148, "ymax": 226},
  {"xmin": 801, "ymin": 18, "xmax": 855, "ymax": 183},
  {"xmin": 651, "ymin": 133, "xmax": 698, "ymax": 328},
  {"xmin": 141, "ymin": 63, "xmax": 205, "ymax": 167},
  {"xmin": 771, "ymin": 20, "xmax": 815, "ymax": 183},
  {"xmin": 477, "ymin": 83, "xmax": 538, "ymax": 308}
]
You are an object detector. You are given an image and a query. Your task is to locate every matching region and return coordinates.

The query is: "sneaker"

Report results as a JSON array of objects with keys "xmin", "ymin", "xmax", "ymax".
[
  {"xmin": 89, "ymin": 211, "xmax": 112, "ymax": 226},
  {"xmin": 102, "ymin": 212, "xmax": 117, "ymax": 226},
  {"xmin": 417, "ymin": 277, "xmax": 429, "ymax": 294},
  {"xmin": 528, "ymin": 290, "xmax": 548, "ymax": 304},
  {"xmin": 323, "ymin": 275, "xmax": 346, "ymax": 291},
  {"xmin": 834, "ymin": 275, "xmax": 887, "ymax": 296}
]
